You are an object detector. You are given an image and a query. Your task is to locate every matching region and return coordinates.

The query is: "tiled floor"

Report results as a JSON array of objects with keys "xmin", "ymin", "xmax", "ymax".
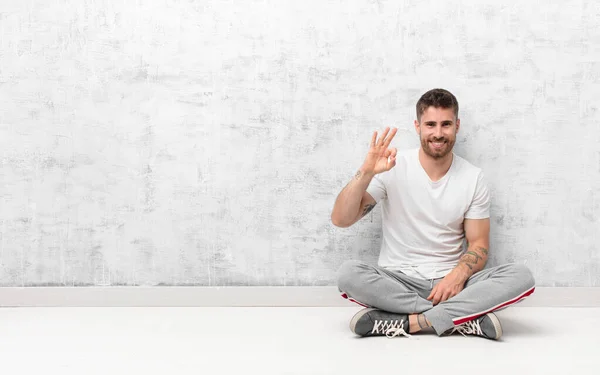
[{"xmin": 0, "ymin": 307, "xmax": 598, "ymax": 374}]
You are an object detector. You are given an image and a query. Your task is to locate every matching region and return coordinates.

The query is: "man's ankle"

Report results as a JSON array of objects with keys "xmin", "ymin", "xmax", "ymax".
[{"xmin": 409, "ymin": 313, "xmax": 432, "ymax": 333}]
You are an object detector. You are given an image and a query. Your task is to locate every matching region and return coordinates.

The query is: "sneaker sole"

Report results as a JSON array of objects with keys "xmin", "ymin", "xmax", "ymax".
[
  {"xmin": 487, "ymin": 312, "xmax": 503, "ymax": 340},
  {"xmin": 349, "ymin": 307, "xmax": 378, "ymax": 335}
]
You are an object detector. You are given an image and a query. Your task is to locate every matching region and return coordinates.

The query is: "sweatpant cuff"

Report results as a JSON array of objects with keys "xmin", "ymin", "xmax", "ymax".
[{"xmin": 423, "ymin": 306, "xmax": 455, "ymax": 336}]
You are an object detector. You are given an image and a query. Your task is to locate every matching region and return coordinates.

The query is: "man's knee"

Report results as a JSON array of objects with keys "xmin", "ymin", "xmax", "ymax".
[
  {"xmin": 507, "ymin": 263, "xmax": 536, "ymax": 290},
  {"xmin": 337, "ymin": 260, "xmax": 368, "ymax": 293}
]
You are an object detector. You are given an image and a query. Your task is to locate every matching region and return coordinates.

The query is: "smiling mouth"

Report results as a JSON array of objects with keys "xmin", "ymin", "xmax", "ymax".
[{"xmin": 430, "ymin": 141, "xmax": 446, "ymax": 149}]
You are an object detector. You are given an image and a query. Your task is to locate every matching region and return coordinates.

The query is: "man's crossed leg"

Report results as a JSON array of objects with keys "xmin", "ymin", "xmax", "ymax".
[{"xmin": 337, "ymin": 260, "xmax": 536, "ymax": 339}]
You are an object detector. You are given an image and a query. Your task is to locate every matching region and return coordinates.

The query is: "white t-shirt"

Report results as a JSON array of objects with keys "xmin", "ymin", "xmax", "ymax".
[{"xmin": 366, "ymin": 147, "xmax": 490, "ymax": 280}]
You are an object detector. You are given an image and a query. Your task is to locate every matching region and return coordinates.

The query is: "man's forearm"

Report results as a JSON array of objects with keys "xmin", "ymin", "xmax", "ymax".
[
  {"xmin": 455, "ymin": 244, "xmax": 489, "ymax": 281},
  {"xmin": 331, "ymin": 168, "xmax": 374, "ymax": 227}
]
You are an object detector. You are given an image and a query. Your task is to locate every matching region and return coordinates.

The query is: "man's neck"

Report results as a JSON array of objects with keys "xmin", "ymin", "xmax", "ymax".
[{"xmin": 418, "ymin": 148, "xmax": 454, "ymax": 182}]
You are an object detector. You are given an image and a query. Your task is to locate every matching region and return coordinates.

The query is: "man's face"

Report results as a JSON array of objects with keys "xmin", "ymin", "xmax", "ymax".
[{"xmin": 414, "ymin": 106, "xmax": 460, "ymax": 160}]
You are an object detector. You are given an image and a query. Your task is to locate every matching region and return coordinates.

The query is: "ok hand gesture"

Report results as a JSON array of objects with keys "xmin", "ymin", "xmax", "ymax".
[{"xmin": 361, "ymin": 127, "xmax": 398, "ymax": 175}]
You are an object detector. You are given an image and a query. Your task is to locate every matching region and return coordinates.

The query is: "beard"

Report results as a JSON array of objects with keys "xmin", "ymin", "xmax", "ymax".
[{"xmin": 420, "ymin": 136, "xmax": 455, "ymax": 159}]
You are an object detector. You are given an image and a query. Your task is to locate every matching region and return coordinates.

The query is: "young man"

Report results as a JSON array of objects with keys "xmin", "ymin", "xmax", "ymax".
[{"xmin": 331, "ymin": 88, "xmax": 535, "ymax": 340}]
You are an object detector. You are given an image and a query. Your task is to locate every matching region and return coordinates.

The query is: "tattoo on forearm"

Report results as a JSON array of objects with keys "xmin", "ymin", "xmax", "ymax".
[
  {"xmin": 459, "ymin": 246, "xmax": 488, "ymax": 272},
  {"xmin": 341, "ymin": 170, "xmax": 364, "ymax": 193},
  {"xmin": 464, "ymin": 251, "xmax": 482, "ymax": 263},
  {"xmin": 360, "ymin": 203, "xmax": 376, "ymax": 217}
]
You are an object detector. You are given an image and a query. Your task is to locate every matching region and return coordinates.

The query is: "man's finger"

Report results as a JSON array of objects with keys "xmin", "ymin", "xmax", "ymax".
[
  {"xmin": 383, "ymin": 128, "xmax": 398, "ymax": 147},
  {"xmin": 386, "ymin": 157, "xmax": 396, "ymax": 170},
  {"xmin": 377, "ymin": 127, "xmax": 390, "ymax": 146},
  {"xmin": 432, "ymin": 290, "xmax": 443, "ymax": 305},
  {"xmin": 427, "ymin": 285, "xmax": 437, "ymax": 300},
  {"xmin": 440, "ymin": 290, "xmax": 452, "ymax": 304},
  {"xmin": 370, "ymin": 131, "xmax": 377, "ymax": 148}
]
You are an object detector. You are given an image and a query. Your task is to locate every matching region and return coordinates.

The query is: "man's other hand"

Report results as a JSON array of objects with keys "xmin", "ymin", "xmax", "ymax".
[{"xmin": 427, "ymin": 269, "xmax": 468, "ymax": 305}]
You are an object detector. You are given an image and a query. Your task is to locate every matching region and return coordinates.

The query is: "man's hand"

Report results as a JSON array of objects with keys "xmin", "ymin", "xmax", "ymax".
[
  {"xmin": 361, "ymin": 127, "xmax": 398, "ymax": 175},
  {"xmin": 427, "ymin": 268, "xmax": 469, "ymax": 306}
]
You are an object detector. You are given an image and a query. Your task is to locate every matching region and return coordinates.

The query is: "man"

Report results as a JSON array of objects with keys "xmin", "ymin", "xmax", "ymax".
[{"xmin": 330, "ymin": 88, "xmax": 535, "ymax": 340}]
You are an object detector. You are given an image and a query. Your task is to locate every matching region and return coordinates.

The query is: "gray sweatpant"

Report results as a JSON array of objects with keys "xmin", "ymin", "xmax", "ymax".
[{"xmin": 337, "ymin": 260, "xmax": 536, "ymax": 335}]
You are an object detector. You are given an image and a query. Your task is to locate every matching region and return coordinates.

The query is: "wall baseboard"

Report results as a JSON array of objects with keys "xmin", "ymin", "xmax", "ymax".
[{"xmin": 0, "ymin": 287, "xmax": 598, "ymax": 307}]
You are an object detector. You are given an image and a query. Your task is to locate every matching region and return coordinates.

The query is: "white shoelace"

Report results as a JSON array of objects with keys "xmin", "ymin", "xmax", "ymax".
[
  {"xmin": 371, "ymin": 319, "xmax": 412, "ymax": 338},
  {"xmin": 452, "ymin": 320, "xmax": 483, "ymax": 337}
]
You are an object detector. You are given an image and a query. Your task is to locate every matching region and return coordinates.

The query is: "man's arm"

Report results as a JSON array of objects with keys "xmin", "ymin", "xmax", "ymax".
[
  {"xmin": 456, "ymin": 217, "xmax": 490, "ymax": 280},
  {"xmin": 331, "ymin": 127, "xmax": 398, "ymax": 228},
  {"xmin": 331, "ymin": 169, "xmax": 377, "ymax": 228},
  {"xmin": 427, "ymin": 217, "xmax": 490, "ymax": 305}
]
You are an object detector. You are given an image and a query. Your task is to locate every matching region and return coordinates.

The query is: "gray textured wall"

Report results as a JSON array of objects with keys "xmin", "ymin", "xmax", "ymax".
[{"xmin": 0, "ymin": 0, "xmax": 598, "ymax": 287}]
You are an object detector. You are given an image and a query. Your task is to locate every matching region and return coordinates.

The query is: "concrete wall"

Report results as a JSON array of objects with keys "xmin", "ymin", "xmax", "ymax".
[{"xmin": 0, "ymin": 0, "xmax": 598, "ymax": 287}]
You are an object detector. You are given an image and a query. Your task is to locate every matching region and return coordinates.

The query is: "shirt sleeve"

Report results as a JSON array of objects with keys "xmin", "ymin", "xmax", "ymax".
[
  {"xmin": 366, "ymin": 173, "xmax": 387, "ymax": 203},
  {"xmin": 464, "ymin": 171, "xmax": 490, "ymax": 219}
]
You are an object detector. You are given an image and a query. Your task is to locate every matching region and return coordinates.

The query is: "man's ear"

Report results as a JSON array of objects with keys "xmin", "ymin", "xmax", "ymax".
[
  {"xmin": 414, "ymin": 119, "xmax": 420, "ymax": 135},
  {"xmin": 456, "ymin": 118, "xmax": 460, "ymax": 133}
]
